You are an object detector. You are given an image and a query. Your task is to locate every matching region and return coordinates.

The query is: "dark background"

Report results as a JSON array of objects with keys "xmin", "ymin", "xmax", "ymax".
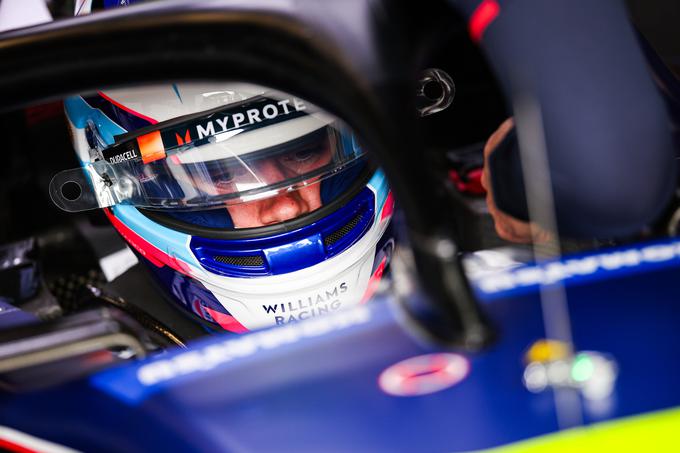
[{"xmin": 1, "ymin": 0, "xmax": 679, "ymax": 245}]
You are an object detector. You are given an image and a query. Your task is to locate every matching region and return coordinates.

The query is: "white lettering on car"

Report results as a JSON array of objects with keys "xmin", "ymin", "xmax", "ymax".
[
  {"xmin": 136, "ymin": 306, "xmax": 371, "ymax": 386},
  {"xmin": 476, "ymin": 241, "xmax": 680, "ymax": 293}
]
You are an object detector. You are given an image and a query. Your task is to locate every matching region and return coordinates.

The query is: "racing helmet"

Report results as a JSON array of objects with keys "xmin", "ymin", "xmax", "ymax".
[{"xmin": 56, "ymin": 83, "xmax": 394, "ymax": 332}]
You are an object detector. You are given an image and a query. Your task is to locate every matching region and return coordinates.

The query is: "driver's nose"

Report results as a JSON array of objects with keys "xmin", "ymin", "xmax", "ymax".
[
  {"xmin": 257, "ymin": 160, "xmax": 309, "ymax": 224},
  {"xmin": 259, "ymin": 191, "xmax": 309, "ymax": 225}
]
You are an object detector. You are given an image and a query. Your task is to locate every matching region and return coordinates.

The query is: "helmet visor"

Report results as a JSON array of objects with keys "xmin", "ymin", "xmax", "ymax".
[{"xmin": 51, "ymin": 94, "xmax": 365, "ymax": 214}]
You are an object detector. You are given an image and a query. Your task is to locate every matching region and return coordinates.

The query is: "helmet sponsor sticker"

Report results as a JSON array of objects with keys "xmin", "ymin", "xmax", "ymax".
[
  {"xmin": 379, "ymin": 353, "xmax": 470, "ymax": 397},
  {"xmin": 261, "ymin": 282, "xmax": 349, "ymax": 325},
  {"xmin": 189, "ymin": 96, "xmax": 307, "ymax": 141},
  {"xmin": 101, "ymin": 95, "xmax": 310, "ymax": 165}
]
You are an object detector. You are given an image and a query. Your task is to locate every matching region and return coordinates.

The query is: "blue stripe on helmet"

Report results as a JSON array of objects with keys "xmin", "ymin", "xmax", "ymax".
[
  {"xmin": 367, "ymin": 169, "xmax": 389, "ymax": 216},
  {"xmin": 142, "ymin": 261, "xmax": 232, "ymax": 317},
  {"xmin": 82, "ymin": 93, "xmax": 155, "ymax": 133},
  {"xmin": 64, "ymin": 96, "xmax": 127, "ymax": 149}
]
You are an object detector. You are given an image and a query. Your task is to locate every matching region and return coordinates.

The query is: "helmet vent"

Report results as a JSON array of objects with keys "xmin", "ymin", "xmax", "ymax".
[
  {"xmin": 324, "ymin": 213, "xmax": 364, "ymax": 247},
  {"xmin": 213, "ymin": 254, "xmax": 264, "ymax": 267}
]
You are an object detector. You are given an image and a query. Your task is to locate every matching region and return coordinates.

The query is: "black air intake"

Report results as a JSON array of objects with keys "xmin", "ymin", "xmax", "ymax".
[
  {"xmin": 324, "ymin": 213, "xmax": 364, "ymax": 247},
  {"xmin": 213, "ymin": 255, "xmax": 264, "ymax": 267}
]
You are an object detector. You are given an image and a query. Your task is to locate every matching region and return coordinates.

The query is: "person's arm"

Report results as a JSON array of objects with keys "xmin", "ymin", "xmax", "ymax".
[{"xmin": 481, "ymin": 117, "xmax": 551, "ymax": 243}]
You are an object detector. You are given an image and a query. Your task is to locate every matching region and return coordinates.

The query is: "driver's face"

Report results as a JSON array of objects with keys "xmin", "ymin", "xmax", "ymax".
[
  {"xmin": 225, "ymin": 147, "xmax": 332, "ymax": 228},
  {"xmin": 184, "ymin": 134, "xmax": 334, "ymax": 228},
  {"xmin": 226, "ymin": 182, "xmax": 323, "ymax": 228}
]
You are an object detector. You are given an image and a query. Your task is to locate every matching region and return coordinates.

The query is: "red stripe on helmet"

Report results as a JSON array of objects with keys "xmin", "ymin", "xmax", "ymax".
[
  {"xmin": 104, "ymin": 208, "xmax": 191, "ymax": 276},
  {"xmin": 98, "ymin": 91, "xmax": 159, "ymax": 125},
  {"xmin": 202, "ymin": 305, "xmax": 250, "ymax": 334},
  {"xmin": 360, "ymin": 256, "xmax": 387, "ymax": 304},
  {"xmin": 380, "ymin": 191, "xmax": 394, "ymax": 221}
]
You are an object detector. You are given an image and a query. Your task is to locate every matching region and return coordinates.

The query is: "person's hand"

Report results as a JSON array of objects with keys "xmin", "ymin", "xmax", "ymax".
[{"xmin": 481, "ymin": 118, "xmax": 552, "ymax": 244}]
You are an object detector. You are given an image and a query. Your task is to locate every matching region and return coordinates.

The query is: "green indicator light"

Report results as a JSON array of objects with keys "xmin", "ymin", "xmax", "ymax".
[{"xmin": 571, "ymin": 354, "xmax": 595, "ymax": 382}]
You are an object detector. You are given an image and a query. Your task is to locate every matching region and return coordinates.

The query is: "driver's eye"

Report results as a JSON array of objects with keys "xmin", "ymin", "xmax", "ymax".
[
  {"xmin": 211, "ymin": 165, "xmax": 252, "ymax": 184},
  {"xmin": 281, "ymin": 148, "xmax": 319, "ymax": 163},
  {"xmin": 210, "ymin": 170, "xmax": 235, "ymax": 183},
  {"xmin": 278, "ymin": 145, "xmax": 327, "ymax": 174}
]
